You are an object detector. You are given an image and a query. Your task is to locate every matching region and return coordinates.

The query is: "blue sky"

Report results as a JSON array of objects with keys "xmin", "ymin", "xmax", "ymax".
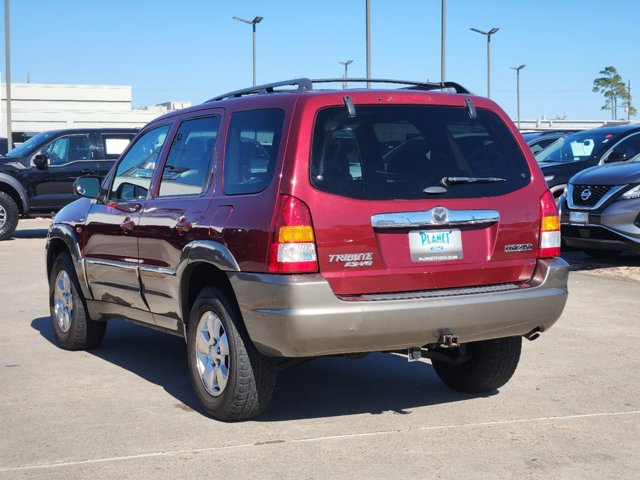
[{"xmin": 2, "ymin": 0, "xmax": 639, "ymax": 121}]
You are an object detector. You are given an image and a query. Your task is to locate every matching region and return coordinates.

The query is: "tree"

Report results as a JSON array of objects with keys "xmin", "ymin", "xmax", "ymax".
[
  {"xmin": 592, "ymin": 66, "xmax": 627, "ymax": 120},
  {"xmin": 621, "ymin": 81, "xmax": 637, "ymax": 120}
]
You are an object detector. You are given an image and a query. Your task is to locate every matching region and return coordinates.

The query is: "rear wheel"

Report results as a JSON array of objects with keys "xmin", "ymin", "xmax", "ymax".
[
  {"xmin": 584, "ymin": 249, "xmax": 622, "ymax": 259},
  {"xmin": 186, "ymin": 286, "xmax": 277, "ymax": 421},
  {"xmin": 49, "ymin": 252, "xmax": 106, "ymax": 350},
  {"xmin": 432, "ymin": 336, "xmax": 522, "ymax": 393},
  {"xmin": 0, "ymin": 192, "xmax": 19, "ymax": 240}
]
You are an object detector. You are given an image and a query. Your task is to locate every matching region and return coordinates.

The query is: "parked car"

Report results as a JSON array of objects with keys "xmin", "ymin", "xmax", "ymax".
[
  {"xmin": 536, "ymin": 125, "xmax": 640, "ymax": 199},
  {"xmin": 46, "ymin": 78, "xmax": 568, "ymax": 421},
  {"xmin": 522, "ymin": 131, "xmax": 576, "ymax": 156},
  {"xmin": 559, "ymin": 154, "xmax": 640, "ymax": 257},
  {"xmin": 0, "ymin": 128, "xmax": 137, "ymax": 239}
]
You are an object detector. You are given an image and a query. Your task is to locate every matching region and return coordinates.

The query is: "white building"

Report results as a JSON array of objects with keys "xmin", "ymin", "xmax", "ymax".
[{"xmin": 0, "ymin": 82, "xmax": 190, "ymax": 140}]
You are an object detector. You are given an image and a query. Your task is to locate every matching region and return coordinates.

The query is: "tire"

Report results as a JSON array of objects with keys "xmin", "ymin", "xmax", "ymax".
[
  {"xmin": 0, "ymin": 191, "xmax": 19, "ymax": 241},
  {"xmin": 49, "ymin": 252, "xmax": 106, "ymax": 350},
  {"xmin": 584, "ymin": 249, "xmax": 621, "ymax": 259},
  {"xmin": 187, "ymin": 286, "xmax": 277, "ymax": 421},
  {"xmin": 432, "ymin": 336, "xmax": 522, "ymax": 393}
]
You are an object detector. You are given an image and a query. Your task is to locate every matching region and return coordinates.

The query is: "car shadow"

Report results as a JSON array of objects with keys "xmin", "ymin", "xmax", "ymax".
[
  {"xmin": 563, "ymin": 250, "xmax": 640, "ymax": 271},
  {"xmin": 32, "ymin": 317, "xmax": 494, "ymax": 421}
]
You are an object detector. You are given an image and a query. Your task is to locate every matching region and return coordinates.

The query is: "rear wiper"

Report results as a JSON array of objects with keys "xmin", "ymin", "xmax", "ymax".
[{"xmin": 441, "ymin": 176, "xmax": 506, "ymax": 186}]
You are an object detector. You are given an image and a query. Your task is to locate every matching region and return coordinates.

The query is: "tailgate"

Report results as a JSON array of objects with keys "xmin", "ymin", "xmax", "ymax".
[
  {"xmin": 302, "ymin": 102, "xmax": 539, "ymax": 295},
  {"xmin": 311, "ymin": 193, "xmax": 538, "ymax": 295}
]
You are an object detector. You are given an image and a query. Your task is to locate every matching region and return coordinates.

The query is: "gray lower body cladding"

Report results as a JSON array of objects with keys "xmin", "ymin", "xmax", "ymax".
[{"xmin": 228, "ymin": 258, "xmax": 569, "ymax": 357}]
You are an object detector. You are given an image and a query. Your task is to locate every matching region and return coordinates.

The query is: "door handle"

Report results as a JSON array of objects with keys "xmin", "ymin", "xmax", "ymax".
[
  {"xmin": 175, "ymin": 216, "xmax": 192, "ymax": 235},
  {"xmin": 121, "ymin": 217, "xmax": 136, "ymax": 233},
  {"xmin": 81, "ymin": 169, "xmax": 94, "ymax": 174}
]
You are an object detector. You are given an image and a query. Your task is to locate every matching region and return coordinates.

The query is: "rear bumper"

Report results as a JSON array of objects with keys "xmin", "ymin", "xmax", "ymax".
[{"xmin": 229, "ymin": 258, "xmax": 569, "ymax": 357}]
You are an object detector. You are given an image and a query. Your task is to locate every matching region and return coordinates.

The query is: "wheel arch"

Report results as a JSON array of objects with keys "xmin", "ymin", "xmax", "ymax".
[
  {"xmin": 0, "ymin": 174, "xmax": 28, "ymax": 214},
  {"xmin": 46, "ymin": 224, "xmax": 92, "ymax": 300},
  {"xmin": 178, "ymin": 240, "xmax": 242, "ymax": 330},
  {"xmin": 180, "ymin": 262, "xmax": 240, "ymax": 331}
]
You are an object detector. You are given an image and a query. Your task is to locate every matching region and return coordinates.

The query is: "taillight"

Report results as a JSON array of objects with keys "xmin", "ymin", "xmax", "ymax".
[
  {"xmin": 268, "ymin": 195, "xmax": 318, "ymax": 273},
  {"xmin": 539, "ymin": 190, "xmax": 561, "ymax": 258}
]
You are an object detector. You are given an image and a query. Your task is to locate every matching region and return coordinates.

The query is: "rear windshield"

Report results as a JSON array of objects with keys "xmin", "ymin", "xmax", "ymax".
[
  {"xmin": 535, "ymin": 131, "xmax": 612, "ymax": 163},
  {"xmin": 310, "ymin": 105, "xmax": 530, "ymax": 200}
]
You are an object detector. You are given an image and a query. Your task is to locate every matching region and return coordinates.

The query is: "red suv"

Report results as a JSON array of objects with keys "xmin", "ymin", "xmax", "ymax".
[{"xmin": 46, "ymin": 79, "xmax": 569, "ymax": 420}]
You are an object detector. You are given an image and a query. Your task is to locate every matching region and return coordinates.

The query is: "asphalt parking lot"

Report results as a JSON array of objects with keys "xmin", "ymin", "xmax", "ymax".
[{"xmin": 1, "ymin": 219, "xmax": 639, "ymax": 479}]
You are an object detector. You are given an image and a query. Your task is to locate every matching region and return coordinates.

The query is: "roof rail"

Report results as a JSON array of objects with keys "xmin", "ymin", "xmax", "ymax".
[
  {"xmin": 311, "ymin": 78, "xmax": 470, "ymax": 94},
  {"xmin": 206, "ymin": 78, "xmax": 313, "ymax": 102},
  {"xmin": 205, "ymin": 78, "xmax": 469, "ymax": 103}
]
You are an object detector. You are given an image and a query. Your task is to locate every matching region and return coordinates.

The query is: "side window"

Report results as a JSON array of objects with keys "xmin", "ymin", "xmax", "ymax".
[
  {"xmin": 102, "ymin": 135, "xmax": 134, "ymax": 159},
  {"xmin": 223, "ymin": 109, "xmax": 285, "ymax": 195},
  {"xmin": 109, "ymin": 125, "xmax": 171, "ymax": 201},
  {"xmin": 609, "ymin": 133, "xmax": 640, "ymax": 161},
  {"xmin": 158, "ymin": 116, "xmax": 220, "ymax": 197},
  {"xmin": 42, "ymin": 134, "xmax": 91, "ymax": 166}
]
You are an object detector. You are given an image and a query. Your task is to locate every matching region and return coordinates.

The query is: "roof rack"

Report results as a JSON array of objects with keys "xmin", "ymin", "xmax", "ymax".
[
  {"xmin": 312, "ymin": 78, "xmax": 470, "ymax": 94},
  {"xmin": 206, "ymin": 78, "xmax": 313, "ymax": 102},
  {"xmin": 205, "ymin": 78, "xmax": 469, "ymax": 102}
]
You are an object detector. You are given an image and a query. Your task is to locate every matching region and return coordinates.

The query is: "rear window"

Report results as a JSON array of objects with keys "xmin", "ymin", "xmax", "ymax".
[{"xmin": 310, "ymin": 105, "xmax": 530, "ymax": 199}]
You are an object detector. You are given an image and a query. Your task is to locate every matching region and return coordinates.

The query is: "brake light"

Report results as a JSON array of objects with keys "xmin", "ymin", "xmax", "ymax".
[
  {"xmin": 268, "ymin": 195, "xmax": 318, "ymax": 273},
  {"xmin": 538, "ymin": 190, "xmax": 561, "ymax": 258}
]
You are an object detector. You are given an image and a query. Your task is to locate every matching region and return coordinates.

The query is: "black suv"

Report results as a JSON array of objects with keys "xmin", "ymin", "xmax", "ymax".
[
  {"xmin": 0, "ymin": 128, "xmax": 137, "ymax": 239},
  {"xmin": 536, "ymin": 125, "xmax": 640, "ymax": 199}
]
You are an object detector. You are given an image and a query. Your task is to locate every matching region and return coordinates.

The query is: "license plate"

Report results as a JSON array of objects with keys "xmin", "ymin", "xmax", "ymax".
[
  {"xmin": 408, "ymin": 229, "xmax": 463, "ymax": 262},
  {"xmin": 569, "ymin": 211, "xmax": 589, "ymax": 225}
]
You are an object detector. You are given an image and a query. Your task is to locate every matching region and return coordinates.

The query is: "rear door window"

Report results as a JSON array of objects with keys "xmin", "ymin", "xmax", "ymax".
[
  {"xmin": 157, "ymin": 116, "xmax": 219, "ymax": 197},
  {"xmin": 223, "ymin": 109, "xmax": 285, "ymax": 195},
  {"xmin": 102, "ymin": 134, "xmax": 135, "ymax": 159},
  {"xmin": 310, "ymin": 105, "xmax": 530, "ymax": 199}
]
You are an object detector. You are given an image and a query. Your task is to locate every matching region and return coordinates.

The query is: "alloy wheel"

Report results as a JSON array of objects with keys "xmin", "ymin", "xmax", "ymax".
[
  {"xmin": 195, "ymin": 311, "xmax": 230, "ymax": 396},
  {"xmin": 53, "ymin": 270, "xmax": 74, "ymax": 333}
]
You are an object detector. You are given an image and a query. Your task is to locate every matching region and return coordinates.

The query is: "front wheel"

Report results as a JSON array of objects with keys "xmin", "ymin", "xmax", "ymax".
[
  {"xmin": 186, "ymin": 286, "xmax": 277, "ymax": 421},
  {"xmin": 49, "ymin": 252, "xmax": 106, "ymax": 350},
  {"xmin": 0, "ymin": 191, "xmax": 19, "ymax": 240},
  {"xmin": 432, "ymin": 336, "xmax": 522, "ymax": 393}
]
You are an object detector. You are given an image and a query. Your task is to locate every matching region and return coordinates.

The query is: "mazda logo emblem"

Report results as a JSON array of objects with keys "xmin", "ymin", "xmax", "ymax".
[
  {"xmin": 432, "ymin": 207, "xmax": 449, "ymax": 225},
  {"xmin": 580, "ymin": 189, "xmax": 592, "ymax": 201}
]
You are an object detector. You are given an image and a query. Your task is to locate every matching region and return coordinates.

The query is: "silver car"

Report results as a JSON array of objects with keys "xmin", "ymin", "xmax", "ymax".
[{"xmin": 560, "ymin": 155, "xmax": 640, "ymax": 257}]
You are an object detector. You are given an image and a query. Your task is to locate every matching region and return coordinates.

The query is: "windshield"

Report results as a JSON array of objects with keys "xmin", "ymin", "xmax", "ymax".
[
  {"xmin": 535, "ymin": 131, "xmax": 612, "ymax": 163},
  {"xmin": 5, "ymin": 131, "xmax": 56, "ymax": 158}
]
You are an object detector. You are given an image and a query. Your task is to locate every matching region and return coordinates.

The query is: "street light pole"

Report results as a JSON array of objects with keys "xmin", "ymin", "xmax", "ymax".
[
  {"xmin": 4, "ymin": 0, "xmax": 12, "ymax": 145},
  {"xmin": 510, "ymin": 65, "xmax": 526, "ymax": 129},
  {"xmin": 366, "ymin": 0, "xmax": 371, "ymax": 88},
  {"xmin": 233, "ymin": 16, "xmax": 264, "ymax": 87},
  {"xmin": 470, "ymin": 27, "xmax": 499, "ymax": 98},
  {"xmin": 441, "ymin": 0, "xmax": 446, "ymax": 84},
  {"xmin": 339, "ymin": 60, "xmax": 353, "ymax": 89}
]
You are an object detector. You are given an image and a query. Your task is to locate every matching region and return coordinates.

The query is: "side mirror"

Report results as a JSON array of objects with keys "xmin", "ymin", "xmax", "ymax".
[
  {"xmin": 74, "ymin": 176, "xmax": 102, "ymax": 199},
  {"xmin": 604, "ymin": 151, "xmax": 627, "ymax": 164},
  {"xmin": 33, "ymin": 154, "xmax": 49, "ymax": 169}
]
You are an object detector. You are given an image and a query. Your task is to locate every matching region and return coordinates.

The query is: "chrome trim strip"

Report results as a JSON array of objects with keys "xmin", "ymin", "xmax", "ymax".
[
  {"xmin": 371, "ymin": 208, "xmax": 499, "ymax": 229},
  {"xmin": 567, "ymin": 184, "xmax": 627, "ymax": 210},
  {"xmin": 140, "ymin": 265, "xmax": 176, "ymax": 276},
  {"xmin": 86, "ymin": 258, "xmax": 139, "ymax": 271}
]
